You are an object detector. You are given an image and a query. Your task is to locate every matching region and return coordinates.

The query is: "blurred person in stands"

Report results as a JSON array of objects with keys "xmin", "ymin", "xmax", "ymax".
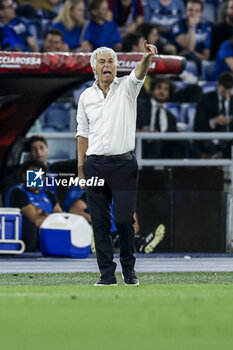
[
  {"xmin": 16, "ymin": 0, "xmax": 63, "ymax": 19},
  {"xmin": 81, "ymin": 0, "xmax": 122, "ymax": 52},
  {"xmin": 0, "ymin": 0, "xmax": 39, "ymax": 51},
  {"xmin": 210, "ymin": 0, "xmax": 233, "ymax": 60},
  {"xmin": 143, "ymin": 0, "xmax": 185, "ymax": 41},
  {"xmin": 214, "ymin": 33, "xmax": 233, "ymax": 79},
  {"xmin": 28, "ymin": 135, "xmax": 58, "ymax": 194},
  {"xmin": 137, "ymin": 77, "xmax": 188, "ymax": 159},
  {"xmin": 122, "ymin": 32, "xmax": 202, "ymax": 103},
  {"xmin": 107, "ymin": 0, "xmax": 144, "ymax": 36},
  {"xmin": 0, "ymin": 135, "xmax": 58, "ymax": 203},
  {"xmin": 65, "ymin": 185, "xmax": 166, "ymax": 254},
  {"xmin": 50, "ymin": 0, "xmax": 65, "ymax": 15},
  {"xmin": 121, "ymin": 31, "xmax": 144, "ymax": 52},
  {"xmin": 173, "ymin": 0, "xmax": 212, "ymax": 73},
  {"xmin": 52, "ymin": 0, "xmax": 85, "ymax": 51},
  {"xmin": 43, "ymin": 28, "xmax": 69, "ymax": 52},
  {"xmin": 217, "ymin": 0, "xmax": 229, "ymax": 23},
  {"xmin": 137, "ymin": 22, "xmax": 177, "ymax": 55},
  {"xmin": 194, "ymin": 72, "xmax": 233, "ymax": 158},
  {"xmin": 5, "ymin": 160, "xmax": 62, "ymax": 252}
]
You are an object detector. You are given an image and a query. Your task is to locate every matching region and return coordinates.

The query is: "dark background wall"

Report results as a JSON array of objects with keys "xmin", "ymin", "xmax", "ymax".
[{"xmin": 137, "ymin": 167, "xmax": 227, "ymax": 253}]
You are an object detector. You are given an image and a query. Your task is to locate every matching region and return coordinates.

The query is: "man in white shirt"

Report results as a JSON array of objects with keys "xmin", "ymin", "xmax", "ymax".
[{"xmin": 76, "ymin": 41, "xmax": 157, "ymax": 286}]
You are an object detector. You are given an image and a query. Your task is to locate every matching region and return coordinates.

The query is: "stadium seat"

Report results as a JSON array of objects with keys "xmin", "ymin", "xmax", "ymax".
[
  {"xmin": 185, "ymin": 61, "xmax": 198, "ymax": 77},
  {"xmin": 27, "ymin": 19, "xmax": 52, "ymax": 50},
  {"xmin": 42, "ymin": 102, "xmax": 72, "ymax": 132},
  {"xmin": 182, "ymin": 103, "xmax": 197, "ymax": 131},
  {"xmin": 200, "ymin": 81, "xmax": 217, "ymax": 94},
  {"xmin": 4, "ymin": 137, "xmax": 29, "ymax": 167},
  {"xmin": 165, "ymin": 103, "xmax": 181, "ymax": 121},
  {"xmin": 47, "ymin": 139, "xmax": 76, "ymax": 161},
  {"xmin": 202, "ymin": 1, "xmax": 218, "ymax": 23},
  {"xmin": 201, "ymin": 61, "xmax": 216, "ymax": 81}
]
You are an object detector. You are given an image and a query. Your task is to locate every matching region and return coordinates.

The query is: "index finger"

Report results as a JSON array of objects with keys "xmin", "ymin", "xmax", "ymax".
[{"xmin": 144, "ymin": 40, "xmax": 148, "ymax": 49}]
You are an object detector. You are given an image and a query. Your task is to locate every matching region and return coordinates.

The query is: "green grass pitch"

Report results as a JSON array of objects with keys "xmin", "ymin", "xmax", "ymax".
[{"xmin": 1, "ymin": 272, "xmax": 233, "ymax": 350}]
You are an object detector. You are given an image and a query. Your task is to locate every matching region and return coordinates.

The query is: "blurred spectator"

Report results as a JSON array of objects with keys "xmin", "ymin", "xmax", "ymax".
[
  {"xmin": 107, "ymin": 0, "xmax": 144, "ymax": 36},
  {"xmin": 121, "ymin": 32, "xmax": 201, "ymax": 103},
  {"xmin": 5, "ymin": 160, "xmax": 62, "ymax": 251},
  {"xmin": 50, "ymin": 0, "xmax": 65, "ymax": 15},
  {"xmin": 214, "ymin": 34, "xmax": 233, "ymax": 79},
  {"xmin": 81, "ymin": 0, "xmax": 122, "ymax": 51},
  {"xmin": 122, "ymin": 31, "xmax": 144, "ymax": 51},
  {"xmin": 210, "ymin": 0, "xmax": 233, "ymax": 60},
  {"xmin": 0, "ymin": 0, "xmax": 39, "ymax": 51},
  {"xmin": 18, "ymin": 0, "xmax": 55, "ymax": 13},
  {"xmin": 16, "ymin": 0, "xmax": 59, "ymax": 19},
  {"xmin": 194, "ymin": 72, "xmax": 233, "ymax": 158},
  {"xmin": 28, "ymin": 135, "xmax": 58, "ymax": 194},
  {"xmin": 52, "ymin": 0, "xmax": 85, "ymax": 51},
  {"xmin": 43, "ymin": 28, "xmax": 69, "ymax": 51},
  {"xmin": 143, "ymin": 0, "xmax": 185, "ymax": 41},
  {"xmin": 137, "ymin": 77, "xmax": 189, "ymax": 159},
  {"xmin": 0, "ymin": 135, "xmax": 58, "ymax": 201},
  {"xmin": 173, "ymin": 0, "xmax": 212, "ymax": 72},
  {"xmin": 217, "ymin": 0, "xmax": 228, "ymax": 23},
  {"xmin": 137, "ymin": 22, "xmax": 177, "ymax": 55}
]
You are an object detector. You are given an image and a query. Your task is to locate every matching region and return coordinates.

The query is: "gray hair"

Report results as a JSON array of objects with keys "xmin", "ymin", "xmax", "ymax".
[{"xmin": 90, "ymin": 47, "xmax": 118, "ymax": 80}]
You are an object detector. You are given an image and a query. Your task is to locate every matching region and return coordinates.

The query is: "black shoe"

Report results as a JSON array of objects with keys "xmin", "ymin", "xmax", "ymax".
[
  {"xmin": 122, "ymin": 270, "xmax": 139, "ymax": 286},
  {"xmin": 94, "ymin": 276, "xmax": 117, "ymax": 286}
]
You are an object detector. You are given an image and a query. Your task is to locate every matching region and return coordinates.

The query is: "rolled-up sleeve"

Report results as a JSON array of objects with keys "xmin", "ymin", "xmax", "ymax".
[
  {"xmin": 76, "ymin": 94, "xmax": 89, "ymax": 138},
  {"xmin": 123, "ymin": 69, "xmax": 146, "ymax": 100}
]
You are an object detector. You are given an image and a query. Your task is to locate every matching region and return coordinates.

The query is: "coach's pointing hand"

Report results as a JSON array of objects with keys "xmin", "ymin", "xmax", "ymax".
[
  {"xmin": 143, "ymin": 40, "xmax": 158, "ymax": 57},
  {"xmin": 135, "ymin": 40, "xmax": 158, "ymax": 80}
]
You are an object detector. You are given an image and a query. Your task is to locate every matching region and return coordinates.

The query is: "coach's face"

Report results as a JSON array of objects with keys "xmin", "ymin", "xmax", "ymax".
[{"xmin": 94, "ymin": 53, "xmax": 117, "ymax": 85}]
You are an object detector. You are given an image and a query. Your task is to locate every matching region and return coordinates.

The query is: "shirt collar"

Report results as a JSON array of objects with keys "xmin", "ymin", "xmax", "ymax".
[
  {"xmin": 151, "ymin": 98, "xmax": 164, "ymax": 108},
  {"xmin": 217, "ymin": 93, "xmax": 230, "ymax": 102},
  {"xmin": 92, "ymin": 76, "xmax": 120, "ymax": 90}
]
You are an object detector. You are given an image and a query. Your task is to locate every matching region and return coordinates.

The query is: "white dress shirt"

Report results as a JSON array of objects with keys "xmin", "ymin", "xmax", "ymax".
[
  {"xmin": 149, "ymin": 99, "xmax": 168, "ymax": 132},
  {"xmin": 76, "ymin": 69, "xmax": 145, "ymax": 155}
]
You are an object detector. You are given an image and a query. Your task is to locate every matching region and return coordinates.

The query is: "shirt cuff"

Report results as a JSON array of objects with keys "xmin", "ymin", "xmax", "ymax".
[
  {"xmin": 130, "ymin": 69, "xmax": 146, "ymax": 84},
  {"xmin": 76, "ymin": 130, "xmax": 89, "ymax": 138},
  {"xmin": 209, "ymin": 119, "xmax": 216, "ymax": 129}
]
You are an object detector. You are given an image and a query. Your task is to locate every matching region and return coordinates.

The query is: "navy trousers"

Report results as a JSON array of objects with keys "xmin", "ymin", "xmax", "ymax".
[{"xmin": 84, "ymin": 154, "xmax": 138, "ymax": 278}]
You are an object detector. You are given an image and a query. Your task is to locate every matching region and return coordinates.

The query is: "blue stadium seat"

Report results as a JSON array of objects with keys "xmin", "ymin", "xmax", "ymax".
[
  {"xmin": 183, "ymin": 103, "xmax": 197, "ymax": 131},
  {"xmin": 202, "ymin": 1, "xmax": 218, "ymax": 23},
  {"xmin": 165, "ymin": 103, "xmax": 181, "ymax": 121},
  {"xmin": 42, "ymin": 102, "xmax": 72, "ymax": 131},
  {"xmin": 200, "ymin": 81, "xmax": 217, "ymax": 94},
  {"xmin": 27, "ymin": 19, "xmax": 42, "ymax": 47},
  {"xmin": 185, "ymin": 61, "xmax": 198, "ymax": 77},
  {"xmin": 173, "ymin": 81, "xmax": 190, "ymax": 91},
  {"xmin": 27, "ymin": 19, "xmax": 52, "ymax": 50},
  {"xmin": 201, "ymin": 61, "xmax": 215, "ymax": 81},
  {"xmin": 47, "ymin": 139, "xmax": 76, "ymax": 161}
]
